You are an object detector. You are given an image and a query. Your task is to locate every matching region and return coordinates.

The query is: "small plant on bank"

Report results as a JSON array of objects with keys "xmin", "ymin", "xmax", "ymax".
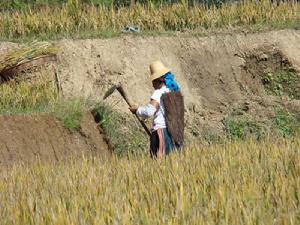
[
  {"xmin": 262, "ymin": 67, "xmax": 300, "ymax": 99},
  {"xmin": 223, "ymin": 116, "xmax": 266, "ymax": 140},
  {"xmin": 272, "ymin": 108, "xmax": 300, "ymax": 138},
  {"xmin": 52, "ymin": 99, "xmax": 87, "ymax": 132}
]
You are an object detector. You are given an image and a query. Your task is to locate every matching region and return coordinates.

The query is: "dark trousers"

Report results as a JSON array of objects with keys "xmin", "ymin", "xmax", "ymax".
[{"xmin": 150, "ymin": 128, "xmax": 181, "ymax": 158}]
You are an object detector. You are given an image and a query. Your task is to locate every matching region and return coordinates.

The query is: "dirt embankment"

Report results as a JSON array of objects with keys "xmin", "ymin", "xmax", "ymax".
[
  {"xmin": 0, "ymin": 29, "xmax": 300, "ymax": 165},
  {"xmin": 0, "ymin": 112, "xmax": 109, "ymax": 167},
  {"xmin": 56, "ymin": 29, "xmax": 300, "ymax": 137}
]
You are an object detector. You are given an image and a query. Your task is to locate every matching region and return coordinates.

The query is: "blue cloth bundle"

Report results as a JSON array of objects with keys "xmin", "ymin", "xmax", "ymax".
[{"xmin": 163, "ymin": 72, "xmax": 181, "ymax": 92}]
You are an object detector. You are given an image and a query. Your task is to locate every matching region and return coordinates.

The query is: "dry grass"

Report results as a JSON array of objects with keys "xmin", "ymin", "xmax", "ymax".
[
  {"xmin": 0, "ymin": 0, "xmax": 299, "ymax": 40},
  {"xmin": 0, "ymin": 69, "xmax": 58, "ymax": 114},
  {"xmin": 0, "ymin": 139, "xmax": 299, "ymax": 224},
  {"xmin": 0, "ymin": 41, "xmax": 58, "ymax": 73}
]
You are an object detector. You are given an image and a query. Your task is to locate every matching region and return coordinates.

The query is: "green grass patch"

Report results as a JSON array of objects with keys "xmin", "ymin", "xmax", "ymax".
[
  {"xmin": 224, "ymin": 105, "xmax": 300, "ymax": 140},
  {"xmin": 52, "ymin": 99, "xmax": 87, "ymax": 132},
  {"xmin": 93, "ymin": 103, "xmax": 148, "ymax": 156},
  {"xmin": 262, "ymin": 67, "xmax": 300, "ymax": 99},
  {"xmin": 223, "ymin": 116, "xmax": 266, "ymax": 140},
  {"xmin": 272, "ymin": 108, "xmax": 300, "ymax": 138}
]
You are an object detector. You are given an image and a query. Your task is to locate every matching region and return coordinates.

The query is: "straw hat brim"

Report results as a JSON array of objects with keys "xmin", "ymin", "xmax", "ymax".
[{"xmin": 150, "ymin": 67, "xmax": 170, "ymax": 81}]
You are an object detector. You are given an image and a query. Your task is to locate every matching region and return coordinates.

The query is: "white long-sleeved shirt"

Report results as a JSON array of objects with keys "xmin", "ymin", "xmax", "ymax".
[{"xmin": 137, "ymin": 85, "xmax": 170, "ymax": 130}]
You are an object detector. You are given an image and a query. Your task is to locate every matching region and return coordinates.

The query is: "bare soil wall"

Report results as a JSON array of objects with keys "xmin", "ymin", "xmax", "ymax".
[
  {"xmin": 56, "ymin": 30, "xmax": 300, "ymax": 136},
  {"xmin": 0, "ymin": 112, "xmax": 109, "ymax": 167}
]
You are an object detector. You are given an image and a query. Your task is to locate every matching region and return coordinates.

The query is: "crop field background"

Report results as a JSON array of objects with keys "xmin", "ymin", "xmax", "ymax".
[
  {"xmin": 0, "ymin": 139, "xmax": 299, "ymax": 224},
  {"xmin": 1, "ymin": 0, "xmax": 300, "ymax": 224},
  {"xmin": 0, "ymin": 0, "xmax": 299, "ymax": 41}
]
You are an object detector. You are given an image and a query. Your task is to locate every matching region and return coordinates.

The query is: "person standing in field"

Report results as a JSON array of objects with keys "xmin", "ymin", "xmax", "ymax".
[{"xmin": 129, "ymin": 61, "xmax": 184, "ymax": 159}]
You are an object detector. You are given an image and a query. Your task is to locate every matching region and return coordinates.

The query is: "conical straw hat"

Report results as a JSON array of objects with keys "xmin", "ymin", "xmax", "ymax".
[{"xmin": 149, "ymin": 61, "xmax": 171, "ymax": 81}]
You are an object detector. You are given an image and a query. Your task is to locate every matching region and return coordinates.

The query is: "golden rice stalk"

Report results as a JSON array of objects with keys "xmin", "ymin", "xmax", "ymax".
[{"xmin": 0, "ymin": 41, "xmax": 58, "ymax": 72}]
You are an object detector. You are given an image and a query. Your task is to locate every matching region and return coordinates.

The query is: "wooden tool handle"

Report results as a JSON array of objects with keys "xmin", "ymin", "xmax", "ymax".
[
  {"xmin": 135, "ymin": 115, "xmax": 151, "ymax": 137},
  {"xmin": 117, "ymin": 85, "xmax": 151, "ymax": 137},
  {"xmin": 117, "ymin": 85, "xmax": 133, "ymax": 107}
]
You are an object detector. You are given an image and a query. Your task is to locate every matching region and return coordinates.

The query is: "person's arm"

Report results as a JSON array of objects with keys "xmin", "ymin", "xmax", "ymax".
[{"xmin": 129, "ymin": 99, "xmax": 159, "ymax": 118}]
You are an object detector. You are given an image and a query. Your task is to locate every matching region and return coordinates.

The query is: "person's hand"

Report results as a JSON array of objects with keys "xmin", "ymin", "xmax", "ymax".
[{"xmin": 129, "ymin": 105, "xmax": 138, "ymax": 114}]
